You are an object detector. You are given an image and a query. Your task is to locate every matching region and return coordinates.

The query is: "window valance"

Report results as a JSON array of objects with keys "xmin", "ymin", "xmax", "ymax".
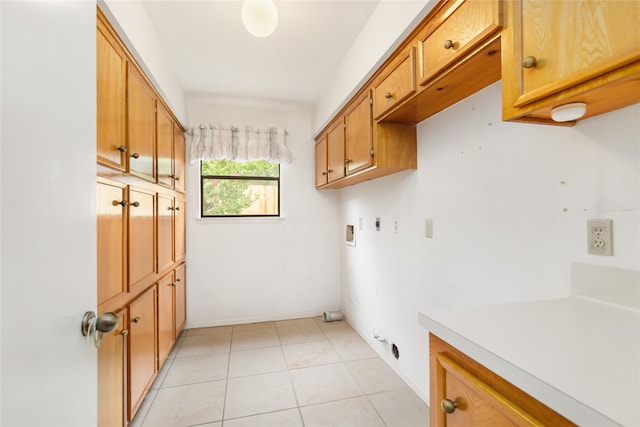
[{"xmin": 188, "ymin": 124, "xmax": 293, "ymax": 164}]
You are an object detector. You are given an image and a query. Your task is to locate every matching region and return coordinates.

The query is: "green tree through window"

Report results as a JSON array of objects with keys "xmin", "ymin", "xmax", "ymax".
[{"xmin": 201, "ymin": 160, "xmax": 280, "ymax": 217}]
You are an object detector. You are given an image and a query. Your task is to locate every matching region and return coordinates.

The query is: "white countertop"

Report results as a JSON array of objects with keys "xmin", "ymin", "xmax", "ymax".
[{"xmin": 419, "ymin": 296, "xmax": 640, "ymax": 426}]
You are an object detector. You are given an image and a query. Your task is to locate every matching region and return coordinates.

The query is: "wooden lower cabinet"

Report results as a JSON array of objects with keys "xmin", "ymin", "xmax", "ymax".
[
  {"xmin": 430, "ymin": 334, "xmax": 576, "ymax": 427},
  {"xmin": 174, "ymin": 263, "xmax": 187, "ymax": 335},
  {"xmin": 157, "ymin": 271, "xmax": 175, "ymax": 367},
  {"xmin": 98, "ymin": 309, "xmax": 127, "ymax": 427},
  {"xmin": 128, "ymin": 286, "xmax": 157, "ymax": 421}
]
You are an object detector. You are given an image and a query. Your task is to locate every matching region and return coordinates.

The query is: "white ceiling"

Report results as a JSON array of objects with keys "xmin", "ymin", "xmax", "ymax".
[{"xmin": 142, "ymin": 0, "xmax": 381, "ymax": 105}]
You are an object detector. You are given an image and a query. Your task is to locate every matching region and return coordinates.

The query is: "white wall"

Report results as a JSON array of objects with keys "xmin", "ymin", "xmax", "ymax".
[
  {"xmin": 184, "ymin": 97, "xmax": 342, "ymax": 327},
  {"xmin": 338, "ymin": 82, "xmax": 640, "ymax": 402},
  {"xmin": 99, "ymin": 0, "xmax": 186, "ymax": 123},
  {"xmin": 313, "ymin": 0, "xmax": 436, "ymax": 132},
  {"xmin": 1, "ymin": 1, "xmax": 97, "ymax": 425}
]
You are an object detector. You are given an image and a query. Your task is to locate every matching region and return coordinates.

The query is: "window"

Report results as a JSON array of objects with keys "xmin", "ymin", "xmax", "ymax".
[{"xmin": 200, "ymin": 159, "xmax": 280, "ymax": 217}]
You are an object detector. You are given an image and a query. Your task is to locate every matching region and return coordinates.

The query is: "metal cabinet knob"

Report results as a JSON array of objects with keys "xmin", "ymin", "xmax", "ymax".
[
  {"xmin": 441, "ymin": 399, "xmax": 457, "ymax": 414},
  {"xmin": 175, "ymin": 206, "xmax": 180, "ymax": 211},
  {"xmin": 174, "ymin": 177, "xmax": 181, "ymax": 181},
  {"xmin": 385, "ymin": 92, "xmax": 393, "ymax": 99},
  {"xmin": 132, "ymin": 317, "xmax": 141, "ymax": 323},
  {"xmin": 117, "ymin": 145, "xmax": 127, "ymax": 153},
  {"xmin": 131, "ymin": 152, "xmax": 140, "ymax": 159},
  {"xmin": 168, "ymin": 206, "xmax": 175, "ymax": 211},
  {"xmin": 119, "ymin": 329, "xmax": 129, "ymax": 336},
  {"xmin": 168, "ymin": 282, "xmax": 176, "ymax": 287},
  {"xmin": 523, "ymin": 56, "xmax": 537, "ymax": 68},
  {"xmin": 444, "ymin": 39, "xmax": 455, "ymax": 49},
  {"xmin": 114, "ymin": 200, "xmax": 128, "ymax": 207},
  {"xmin": 131, "ymin": 201, "xmax": 140, "ymax": 207}
]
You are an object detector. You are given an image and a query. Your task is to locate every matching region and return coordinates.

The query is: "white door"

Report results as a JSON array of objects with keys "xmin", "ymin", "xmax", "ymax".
[{"xmin": 1, "ymin": 2, "xmax": 97, "ymax": 425}]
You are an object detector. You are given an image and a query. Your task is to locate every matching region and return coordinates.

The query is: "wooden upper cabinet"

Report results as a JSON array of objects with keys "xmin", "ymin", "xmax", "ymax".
[
  {"xmin": 430, "ymin": 334, "xmax": 576, "ymax": 427},
  {"xmin": 418, "ymin": 0, "xmax": 502, "ymax": 86},
  {"xmin": 518, "ymin": 0, "xmax": 639, "ymax": 106},
  {"xmin": 315, "ymin": 135, "xmax": 329, "ymax": 188},
  {"xmin": 502, "ymin": 0, "xmax": 640, "ymax": 123},
  {"xmin": 373, "ymin": 46, "xmax": 416, "ymax": 120},
  {"xmin": 128, "ymin": 186, "xmax": 156, "ymax": 288},
  {"xmin": 345, "ymin": 91, "xmax": 374, "ymax": 175},
  {"xmin": 173, "ymin": 126, "xmax": 186, "ymax": 193},
  {"xmin": 128, "ymin": 66, "xmax": 156, "ymax": 182},
  {"xmin": 326, "ymin": 118, "xmax": 346, "ymax": 183},
  {"xmin": 98, "ymin": 309, "xmax": 127, "ymax": 427},
  {"xmin": 156, "ymin": 104, "xmax": 174, "ymax": 189},
  {"xmin": 128, "ymin": 286, "xmax": 157, "ymax": 421},
  {"xmin": 97, "ymin": 16, "xmax": 127, "ymax": 171},
  {"xmin": 174, "ymin": 263, "xmax": 187, "ymax": 336},
  {"xmin": 97, "ymin": 179, "xmax": 127, "ymax": 305}
]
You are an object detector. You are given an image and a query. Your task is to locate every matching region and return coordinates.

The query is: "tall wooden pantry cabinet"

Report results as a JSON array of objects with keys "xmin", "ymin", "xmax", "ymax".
[{"xmin": 96, "ymin": 8, "xmax": 187, "ymax": 426}]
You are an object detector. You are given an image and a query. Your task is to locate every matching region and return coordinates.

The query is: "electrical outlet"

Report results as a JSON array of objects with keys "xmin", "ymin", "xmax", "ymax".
[
  {"xmin": 587, "ymin": 219, "xmax": 613, "ymax": 256},
  {"xmin": 393, "ymin": 218, "xmax": 399, "ymax": 233},
  {"xmin": 425, "ymin": 219, "xmax": 433, "ymax": 238},
  {"xmin": 375, "ymin": 217, "xmax": 380, "ymax": 231}
]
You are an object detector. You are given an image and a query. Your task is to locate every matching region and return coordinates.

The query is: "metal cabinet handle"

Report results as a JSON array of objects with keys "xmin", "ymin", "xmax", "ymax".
[
  {"xmin": 441, "ymin": 399, "xmax": 457, "ymax": 414},
  {"xmin": 131, "ymin": 153, "xmax": 140, "ymax": 159},
  {"xmin": 131, "ymin": 201, "xmax": 140, "ymax": 207},
  {"xmin": 523, "ymin": 56, "xmax": 537, "ymax": 69},
  {"xmin": 132, "ymin": 317, "xmax": 141, "ymax": 323},
  {"xmin": 117, "ymin": 145, "xmax": 127, "ymax": 153},
  {"xmin": 444, "ymin": 39, "xmax": 454, "ymax": 49}
]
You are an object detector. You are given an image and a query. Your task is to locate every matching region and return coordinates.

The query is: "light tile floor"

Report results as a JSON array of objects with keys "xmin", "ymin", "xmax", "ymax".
[{"xmin": 130, "ymin": 317, "xmax": 429, "ymax": 427}]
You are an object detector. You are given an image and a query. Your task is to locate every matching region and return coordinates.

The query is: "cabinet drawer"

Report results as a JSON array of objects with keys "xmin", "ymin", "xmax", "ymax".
[
  {"xmin": 419, "ymin": 0, "xmax": 502, "ymax": 86},
  {"xmin": 373, "ymin": 46, "xmax": 416, "ymax": 119}
]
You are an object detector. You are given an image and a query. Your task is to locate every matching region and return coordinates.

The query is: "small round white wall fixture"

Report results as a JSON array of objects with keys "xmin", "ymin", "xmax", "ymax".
[
  {"xmin": 551, "ymin": 102, "xmax": 587, "ymax": 122},
  {"xmin": 241, "ymin": 0, "xmax": 278, "ymax": 38}
]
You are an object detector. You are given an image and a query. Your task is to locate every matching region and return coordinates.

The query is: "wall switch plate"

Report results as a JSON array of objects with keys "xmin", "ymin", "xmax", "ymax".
[
  {"xmin": 587, "ymin": 219, "xmax": 613, "ymax": 256},
  {"xmin": 375, "ymin": 217, "xmax": 380, "ymax": 231},
  {"xmin": 425, "ymin": 219, "xmax": 433, "ymax": 238}
]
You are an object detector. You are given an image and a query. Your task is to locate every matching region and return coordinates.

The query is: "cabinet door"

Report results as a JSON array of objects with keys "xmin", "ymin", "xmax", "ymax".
[
  {"xmin": 436, "ymin": 354, "xmax": 540, "ymax": 426},
  {"xmin": 174, "ymin": 263, "xmax": 187, "ymax": 336},
  {"xmin": 97, "ymin": 21, "xmax": 127, "ymax": 171},
  {"xmin": 129, "ymin": 187, "xmax": 156, "ymax": 287},
  {"xmin": 128, "ymin": 66, "xmax": 156, "ymax": 182},
  {"xmin": 157, "ymin": 104, "xmax": 174, "ymax": 188},
  {"xmin": 174, "ymin": 197, "xmax": 186, "ymax": 262},
  {"xmin": 157, "ymin": 193, "xmax": 174, "ymax": 274},
  {"xmin": 97, "ymin": 179, "xmax": 127, "ymax": 304},
  {"xmin": 128, "ymin": 286, "xmax": 157, "ymax": 420},
  {"xmin": 374, "ymin": 46, "xmax": 416, "ymax": 119},
  {"xmin": 419, "ymin": 0, "xmax": 502, "ymax": 86},
  {"xmin": 173, "ymin": 125, "xmax": 186, "ymax": 193},
  {"xmin": 315, "ymin": 136, "xmax": 328, "ymax": 188},
  {"xmin": 345, "ymin": 91, "xmax": 373, "ymax": 175},
  {"xmin": 98, "ymin": 309, "xmax": 127, "ymax": 427},
  {"xmin": 517, "ymin": 0, "xmax": 640, "ymax": 106},
  {"xmin": 157, "ymin": 272, "xmax": 175, "ymax": 368},
  {"xmin": 326, "ymin": 119, "xmax": 346, "ymax": 183}
]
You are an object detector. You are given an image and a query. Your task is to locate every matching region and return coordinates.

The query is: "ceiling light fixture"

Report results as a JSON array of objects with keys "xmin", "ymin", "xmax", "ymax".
[{"xmin": 241, "ymin": 0, "xmax": 278, "ymax": 38}]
